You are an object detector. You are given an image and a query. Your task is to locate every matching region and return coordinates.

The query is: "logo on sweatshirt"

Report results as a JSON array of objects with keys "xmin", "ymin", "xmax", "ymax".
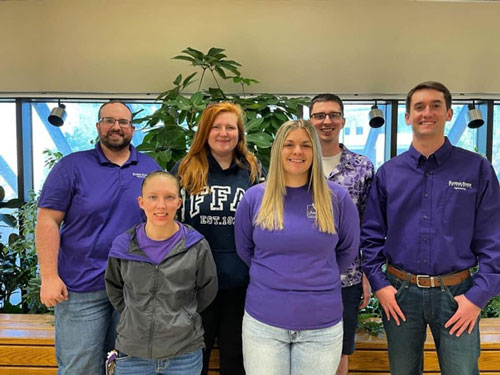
[
  {"xmin": 448, "ymin": 180, "xmax": 472, "ymax": 191},
  {"xmin": 307, "ymin": 204, "xmax": 317, "ymax": 219}
]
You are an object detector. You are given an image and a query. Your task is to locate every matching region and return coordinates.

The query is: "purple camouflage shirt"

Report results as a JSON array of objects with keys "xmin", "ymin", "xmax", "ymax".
[
  {"xmin": 361, "ymin": 138, "xmax": 500, "ymax": 308},
  {"xmin": 326, "ymin": 144, "xmax": 374, "ymax": 287}
]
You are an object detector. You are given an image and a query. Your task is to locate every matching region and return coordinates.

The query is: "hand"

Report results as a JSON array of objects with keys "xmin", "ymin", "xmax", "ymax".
[
  {"xmin": 359, "ymin": 274, "xmax": 372, "ymax": 309},
  {"xmin": 40, "ymin": 275, "xmax": 68, "ymax": 307},
  {"xmin": 444, "ymin": 294, "xmax": 481, "ymax": 337},
  {"xmin": 375, "ymin": 285, "xmax": 406, "ymax": 326}
]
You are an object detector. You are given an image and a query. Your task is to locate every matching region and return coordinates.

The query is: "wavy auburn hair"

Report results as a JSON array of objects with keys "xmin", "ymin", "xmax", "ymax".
[
  {"xmin": 177, "ymin": 102, "xmax": 261, "ymax": 194},
  {"xmin": 256, "ymin": 119, "xmax": 335, "ymax": 234}
]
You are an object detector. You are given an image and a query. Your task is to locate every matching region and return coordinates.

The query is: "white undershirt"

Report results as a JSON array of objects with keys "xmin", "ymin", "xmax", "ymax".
[{"xmin": 322, "ymin": 151, "xmax": 342, "ymax": 177}]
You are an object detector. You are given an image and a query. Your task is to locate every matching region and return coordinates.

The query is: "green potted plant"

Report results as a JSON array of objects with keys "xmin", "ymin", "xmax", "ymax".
[{"xmin": 135, "ymin": 47, "xmax": 309, "ymax": 170}]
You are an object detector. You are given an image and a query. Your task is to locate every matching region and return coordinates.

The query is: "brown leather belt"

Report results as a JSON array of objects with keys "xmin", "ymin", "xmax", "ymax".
[{"xmin": 386, "ymin": 264, "xmax": 470, "ymax": 288}]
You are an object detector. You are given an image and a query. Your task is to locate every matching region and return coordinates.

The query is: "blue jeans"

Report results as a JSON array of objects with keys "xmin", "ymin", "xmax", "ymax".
[
  {"xmin": 242, "ymin": 311, "xmax": 343, "ymax": 375},
  {"xmin": 114, "ymin": 349, "xmax": 202, "ymax": 375},
  {"xmin": 55, "ymin": 289, "xmax": 118, "ymax": 375},
  {"xmin": 383, "ymin": 272, "xmax": 480, "ymax": 375}
]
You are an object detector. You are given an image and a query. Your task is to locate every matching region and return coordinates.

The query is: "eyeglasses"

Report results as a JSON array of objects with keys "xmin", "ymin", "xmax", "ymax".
[
  {"xmin": 310, "ymin": 112, "xmax": 343, "ymax": 121},
  {"xmin": 99, "ymin": 117, "xmax": 132, "ymax": 127}
]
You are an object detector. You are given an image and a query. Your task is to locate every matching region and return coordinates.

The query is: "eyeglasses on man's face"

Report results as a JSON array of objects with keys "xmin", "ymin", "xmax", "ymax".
[
  {"xmin": 310, "ymin": 112, "xmax": 343, "ymax": 121},
  {"xmin": 99, "ymin": 117, "xmax": 132, "ymax": 127}
]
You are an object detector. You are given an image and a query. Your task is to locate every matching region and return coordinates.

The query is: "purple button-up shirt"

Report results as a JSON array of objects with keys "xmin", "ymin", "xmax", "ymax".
[
  {"xmin": 361, "ymin": 138, "xmax": 500, "ymax": 308},
  {"xmin": 327, "ymin": 144, "xmax": 374, "ymax": 287}
]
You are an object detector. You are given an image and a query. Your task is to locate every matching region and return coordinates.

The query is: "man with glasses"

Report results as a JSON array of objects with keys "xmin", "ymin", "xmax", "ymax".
[
  {"xmin": 36, "ymin": 100, "xmax": 162, "ymax": 375},
  {"xmin": 362, "ymin": 81, "xmax": 500, "ymax": 374},
  {"xmin": 309, "ymin": 94, "xmax": 374, "ymax": 375}
]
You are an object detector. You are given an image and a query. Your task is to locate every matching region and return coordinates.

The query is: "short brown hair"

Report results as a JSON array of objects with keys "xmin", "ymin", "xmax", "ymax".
[{"xmin": 406, "ymin": 81, "xmax": 452, "ymax": 113}]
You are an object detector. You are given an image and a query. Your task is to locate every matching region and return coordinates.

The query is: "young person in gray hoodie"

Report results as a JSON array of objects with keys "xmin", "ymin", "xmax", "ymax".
[{"xmin": 105, "ymin": 171, "xmax": 218, "ymax": 375}]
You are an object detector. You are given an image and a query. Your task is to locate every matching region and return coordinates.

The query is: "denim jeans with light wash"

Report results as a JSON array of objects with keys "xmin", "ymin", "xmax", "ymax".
[
  {"xmin": 383, "ymin": 272, "xmax": 480, "ymax": 375},
  {"xmin": 114, "ymin": 349, "xmax": 202, "ymax": 375},
  {"xmin": 55, "ymin": 289, "xmax": 118, "ymax": 375},
  {"xmin": 242, "ymin": 311, "xmax": 343, "ymax": 375}
]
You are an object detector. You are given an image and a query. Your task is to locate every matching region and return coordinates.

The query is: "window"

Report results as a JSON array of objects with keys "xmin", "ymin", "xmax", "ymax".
[
  {"xmin": 0, "ymin": 101, "xmax": 17, "ymax": 200},
  {"xmin": 342, "ymin": 103, "xmax": 386, "ymax": 170}
]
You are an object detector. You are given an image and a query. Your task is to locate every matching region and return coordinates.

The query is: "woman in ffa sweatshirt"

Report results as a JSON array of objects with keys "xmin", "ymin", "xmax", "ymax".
[
  {"xmin": 105, "ymin": 171, "xmax": 217, "ymax": 375},
  {"xmin": 171, "ymin": 102, "xmax": 263, "ymax": 375},
  {"xmin": 235, "ymin": 119, "xmax": 360, "ymax": 375}
]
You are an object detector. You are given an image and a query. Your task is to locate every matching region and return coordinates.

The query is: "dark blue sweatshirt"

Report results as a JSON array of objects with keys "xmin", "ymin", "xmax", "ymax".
[{"xmin": 171, "ymin": 152, "xmax": 263, "ymax": 290}]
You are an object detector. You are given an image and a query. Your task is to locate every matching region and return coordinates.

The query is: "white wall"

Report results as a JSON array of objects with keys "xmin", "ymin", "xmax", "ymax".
[{"xmin": 1, "ymin": 0, "xmax": 499, "ymax": 96}]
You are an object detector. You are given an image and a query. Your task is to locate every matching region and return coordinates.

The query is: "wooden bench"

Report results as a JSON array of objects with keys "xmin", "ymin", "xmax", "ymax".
[
  {"xmin": 0, "ymin": 314, "xmax": 56, "ymax": 375},
  {"xmin": 349, "ymin": 318, "xmax": 500, "ymax": 374},
  {"xmin": 1, "ymin": 314, "xmax": 500, "ymax": 374}
]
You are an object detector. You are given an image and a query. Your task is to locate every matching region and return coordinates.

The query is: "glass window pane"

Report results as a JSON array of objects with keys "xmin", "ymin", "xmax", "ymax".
[
  {"xmin": 0, "ymin": 101, "xmax": 17, "ymax": 200},
  {"xmin": 341, "ymin": 104, "xmax": 386, "ymax": 170}
]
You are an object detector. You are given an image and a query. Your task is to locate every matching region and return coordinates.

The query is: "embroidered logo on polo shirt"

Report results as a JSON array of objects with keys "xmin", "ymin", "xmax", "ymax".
[
  {"xmin": 448, "ymin": 180, "xmax": 472, "ymax": 191},
  {"xmin": 307, "ymin": 204, "xmax": 317, "ymax": 219},
  {"xmin": 132, "ymin": 172, "xmax": 148, "ymax": 179}
]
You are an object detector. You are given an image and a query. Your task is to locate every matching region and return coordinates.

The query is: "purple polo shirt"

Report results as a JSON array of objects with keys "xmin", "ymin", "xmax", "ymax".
[
  {"xmin": 38, "ymin": 143, "xmax": 162, "ymax": 292},
  {"xmin": 235, "ymin": 182, "xmax": 359, "ymax": 330},
  {"xmin": 361, "ymin": 138, "xmax": 500, "ymax": 308}
]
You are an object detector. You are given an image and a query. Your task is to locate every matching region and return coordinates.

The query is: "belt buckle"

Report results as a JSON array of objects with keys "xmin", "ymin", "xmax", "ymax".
[{"xmin": 416, "ymin": 274, "xmax": 434, "ymax": 288}]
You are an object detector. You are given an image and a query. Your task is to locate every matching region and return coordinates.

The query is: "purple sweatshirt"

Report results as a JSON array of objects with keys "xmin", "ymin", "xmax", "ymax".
[{"xmin": 234, "ymin": 181, "xmax": 359, "ymax": 330}]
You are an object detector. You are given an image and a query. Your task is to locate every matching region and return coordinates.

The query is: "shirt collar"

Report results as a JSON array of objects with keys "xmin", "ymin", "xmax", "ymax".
[{"xmin": 407, "ymin": 137, "xmax": 453, "ymax": 168}]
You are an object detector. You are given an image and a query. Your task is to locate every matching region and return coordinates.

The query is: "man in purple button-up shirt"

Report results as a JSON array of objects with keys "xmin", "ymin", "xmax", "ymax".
[
  {"xmin": 35, "ymin": 101, "xmax": 161, "ymax": 375},
  {"xmin": 362, "ymin": 81, "xmax": 500, "ymax": 374}
]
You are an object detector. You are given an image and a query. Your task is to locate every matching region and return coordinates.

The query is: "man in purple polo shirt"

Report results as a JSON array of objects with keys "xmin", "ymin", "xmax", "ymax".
[
  {"xmin": 309, "ymin": 94, "xmax": 374, "ymax": 375},
  {"xmin": 362, "ymin": 81, "xmax": 500, "ymax": 374},
  {"xmin": 35, "ymin": 100, "xmax": 161, "ymax": 375}
]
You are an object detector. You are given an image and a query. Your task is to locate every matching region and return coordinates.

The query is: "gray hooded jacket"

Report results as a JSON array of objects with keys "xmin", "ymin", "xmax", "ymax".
[{"xmin": 105, "ymin": 223, "xmax": 218, "ymax": 359}]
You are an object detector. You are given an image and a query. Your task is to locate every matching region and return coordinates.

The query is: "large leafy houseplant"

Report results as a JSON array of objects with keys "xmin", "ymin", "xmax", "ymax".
[
  {"xmin": 0, "ymin": 188, "xmax": 43, "ymax": 313},
  {"xmin": 135, "ymin": 47, "xmax": 309, "ymax": 170},
  {"xmin": 0, "ymin": 151, "xmax": 62, "ymax": 313}
]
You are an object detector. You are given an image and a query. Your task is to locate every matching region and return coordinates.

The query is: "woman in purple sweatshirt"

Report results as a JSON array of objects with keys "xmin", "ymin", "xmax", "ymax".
[{"xmin": 234, "ymin": 119, "xmax": 360, "ymax": 375}]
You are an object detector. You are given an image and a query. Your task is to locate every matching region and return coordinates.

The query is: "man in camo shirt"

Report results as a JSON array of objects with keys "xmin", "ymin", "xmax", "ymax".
[{"xmin": 310, "ymin": 94, "xmax": 374, "ymax": 375}]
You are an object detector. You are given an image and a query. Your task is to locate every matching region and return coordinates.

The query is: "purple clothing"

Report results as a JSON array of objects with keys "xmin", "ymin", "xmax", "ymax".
[
  {"xmin": 361, "ymin": 138, "xmax": 500, "ymax": 308},
  {"xmin": 136, "ymin": 223, "xmax": 186, "ymax": 265},
  {"xmin": 234, "ymin": 181, "xmax": 360, "ymax": 330},
  {"xmin": 38, "ymin": 143, "xmax": 162, "ymax": 292},
  {"xmin": 326, "ymin": 144, "xmax": 374, "ymax": 287}
]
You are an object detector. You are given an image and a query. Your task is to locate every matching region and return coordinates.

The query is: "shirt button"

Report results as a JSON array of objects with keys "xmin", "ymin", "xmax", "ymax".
[
  {"xmin": 423, "ymin": 215, "xmax": 428, "ymax": 220},
  {"xmin": 422, "ymin": 237, "xmax": 427, "ymax": 241},
  {"xmin": 425, "ymin": 173, "xmax": 430, "ymax": 177},
  {"xmin": 424, "ymin": 193, "xmax": 429, "ymax": 198}
]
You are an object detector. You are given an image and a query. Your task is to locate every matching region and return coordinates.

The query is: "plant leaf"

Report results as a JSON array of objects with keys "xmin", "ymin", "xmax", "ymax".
[
  {"xmin": 247, "ymin": 132, "xmax": 273, "ymax": 148},
  {"xmin": 173, "ymin": 74, "xmax": 182, "ymax": 86},
  {"xmin": 245, "ymin": 117, "xmax": 265, "ymax": 132}
]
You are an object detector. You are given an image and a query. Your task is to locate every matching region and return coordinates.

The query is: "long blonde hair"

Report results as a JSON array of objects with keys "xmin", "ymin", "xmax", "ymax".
[
  {"xmin": 255, "ymin": 119, "xmax": 335, "ymax": 234},
  {"xmin": 177, "ymin": 102, "xmax": 261, "ymax": 194}
]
